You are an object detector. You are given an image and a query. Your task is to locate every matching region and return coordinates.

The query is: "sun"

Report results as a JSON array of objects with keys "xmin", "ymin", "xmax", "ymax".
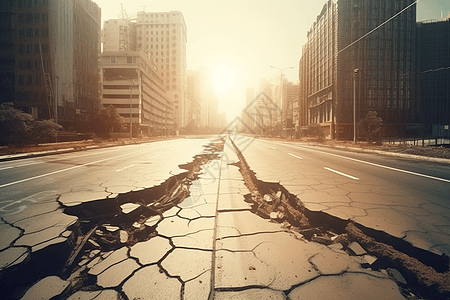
[{"xmin": 212, "ymin": 64, "xmax": 236, "ymax": 93}]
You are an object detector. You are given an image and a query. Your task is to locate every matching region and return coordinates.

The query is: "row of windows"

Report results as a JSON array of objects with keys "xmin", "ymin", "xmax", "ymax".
[
  {"xmin": 18, "ymin": 13, "xmax": 48, "ymax": 23},
  {"xmin": 18, "ymin": 43, "xmax": 48, "ymax": 54},
  {"xmin": 18, "ymin": 74, "xmax": 42, "ymax": 85},
  {"xmin": 18, "ymin": 27, "xmax": 49, "ymax": 38},
  {"xmin": 18, "ymin": 0, "xmax": 49, "ymax": 8},
  {"xmin": 137, "ymin": 24, "xmax": 177, "ymax": 29},
  {"xmin": 18, "ymin": 59, "xmax": 49, "ymax": 70}
]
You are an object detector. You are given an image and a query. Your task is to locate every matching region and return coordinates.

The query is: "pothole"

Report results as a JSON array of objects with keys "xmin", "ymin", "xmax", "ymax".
[{"xmin": 229, "ymin": 138, "xmax": 450, "ymax": 300}]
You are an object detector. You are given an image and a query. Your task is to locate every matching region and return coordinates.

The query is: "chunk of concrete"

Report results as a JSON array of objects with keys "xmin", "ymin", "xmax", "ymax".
[
  {"xmin": 347, "ymin": 242, "xmax": 367, "ymax": 256},
  {"xmin": 67, "ymin": 289, "xmax": 123, "ymax": 300},
  {"xmin": 130, "ymin": 236, "xmax": 172, "ymax": 264},
  {"xmin": 20, "ymin": 276, "xmax": 69, "ymax": 300},
  {"xmin": 123, "ymin": 265, "xmax": 181, "ymax": 300},
  {"xmin": 215, "ymin": 288, "xmax": 286, "ymax": 300},
  {"xmin": 288, "ymin": 273, "xmax": 406, "ymax": 300},
  {"xmin": 97, "ymin": 258, "xmax": 140, "ymax": 288},
  {"xmin": 387, "ymin": 268, "xmax": 407, "ymax": 285},
  {"xmin": 161, "ymin": 248, "xmax": 212, "ymax": 281}
]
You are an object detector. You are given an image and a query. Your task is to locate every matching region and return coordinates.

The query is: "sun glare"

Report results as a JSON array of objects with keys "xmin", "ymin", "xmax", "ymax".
[{"xmin": 212, "ymin": 64, "xmax": 237, "ymax": 93}]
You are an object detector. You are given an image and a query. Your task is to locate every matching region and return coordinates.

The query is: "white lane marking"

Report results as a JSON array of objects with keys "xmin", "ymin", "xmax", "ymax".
[
  {"xmin": 149, "ymin": 154, "xmax": 161, "ymax": 160},
  {"xmin": 0, "ymin": 151, "xmax": 145, "ymax": 189},
  {"xmin": 324, "ymin": 167, "xmax": 359, "ymax": 180},
  {"xmin": 288, "ymin": 153, "xmax": 303, "ymax": 160},
  {"xmin": 307, "ymin": 147, "xmax": 450, "ymax": 183},
  {"xmin": 271, "ymin": 147, "xmax": 277, "ymax": 150},
  {"xmin": 115, "ymin": 164, "xmax": 136, "ymax": 172},
  {"xmin": 0, "ymin": 161, "xmax": 44, "ymax": 171}
]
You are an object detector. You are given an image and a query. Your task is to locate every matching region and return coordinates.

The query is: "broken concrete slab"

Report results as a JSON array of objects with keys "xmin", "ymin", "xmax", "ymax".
[
  {"xmin": 387, "ymin": 268, "xmax": 408, "ymax": 285},
  {"xmin": 0, "ymin": 246, "xmax": 28, "ymax": 270},
  {"xmin": 20, "ymin": 276, "xmax": 69, "ymax": 300},
  {"xmin": 157, "ymin": 215, "xmax": 215, "ymax": 237},
  {"xmin": 172, "ymin": 229, "xmax": 215, "ymax": 250},
  {"xmin": 288, "ymin": 272, "xmax": 406, "ymax": 300},
  {"xmin": 215, "ymin": 249, "xmax": 275, "ymax": 288},
  {"xmin": 217, "ymin": 193, "xmax": 252, "ymax": 211},
  {"xmin": 216, "ymin": 211, "xmax": 284, "ymax": 239},
  {"xmin": 122, "ymin": 265, "xmax": 182, "ymax": 300},
  {"xmin": 14, "ymin": 226, "xmax": 71, "ymax": 251},
  {"xmin": 161, "ymin": 248, "xmax": 212, "ymax": 281},
  {"xmin": 88, "ymin": 246, "xmax": 128, "ymax": 276},
  {"xmin": 130, "ymin": 236, "xmax": 172, "ymax": 264},
  {"xmin": 348, "ymin": 241, "xmax": 367, "ymax": 256},
  {"xmin": 184, "ymin": 270, "xmax": 211, "ymax": 300},
  {"xmin": 96, "ymin": 258, "xmax": 140, "ymax": 288},
  {"xmin": 66, "ymin": 289, "xmax": 124, "ymax": 300},
  {"xmin": 215, "ymin": 288, "xmax": 286, "ymax": 300},
  {"xmin": 0, "ymin": 221, "xmax": 22, "ymax": 251}
]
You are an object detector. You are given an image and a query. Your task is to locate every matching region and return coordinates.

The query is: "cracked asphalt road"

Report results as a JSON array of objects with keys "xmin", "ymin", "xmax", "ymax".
[
  {"xmin": 0, "ymin": 136, "xmax": 447, "ymax": 299},
  {"xmin": 230, "ymin": 136, "xmax": 450, "ymax": 257}
]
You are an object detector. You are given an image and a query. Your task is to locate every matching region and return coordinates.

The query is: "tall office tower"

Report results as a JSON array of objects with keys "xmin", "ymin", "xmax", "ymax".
[
  {"xmin": 0, "ymin": 0, "xmax": 101, "ymax": 130},
  {"xmin": 135, "ymin": 11, "xmax": 187, "ymax": 130},
  {"xmin": 0, "ymin": 1, "xmax": 15, "ymax": 104},
  {"xmin": 417, "ymin": 16, "xmax": 450, "ymax": 137},
  {"xmin": 299, "ymin": 0, "xmax": 418, "ymax": 139},
  {"xmin": 73, "ymin": 0, "xmax": 102, "ymax": 131}
]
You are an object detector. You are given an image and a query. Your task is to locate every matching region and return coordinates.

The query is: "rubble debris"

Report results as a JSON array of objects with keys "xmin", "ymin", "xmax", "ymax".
[
  {"xmin": 387, "ymin": 268, "xmax": 408, "ymax": 285},
  {"xmin": 347, "ymin": 242, "xmax": 367, "ymax": 256},
  {"xmin": 346, "ymin": 222, "xmax": 450, "ymax": 296}
]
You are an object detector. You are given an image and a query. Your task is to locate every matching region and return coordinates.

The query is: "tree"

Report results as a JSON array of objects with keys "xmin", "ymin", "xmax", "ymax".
[
  {"xmin": 358, "ymin": 111, "xmax": 383, "ymax": 143},
  {"xmin": 90, "ymin": 105, "xmax": 124, "ymax": 138},
  {"xmin": 0, "ymin": 102, "xmax": 61, "ymax": 146},
  {"xmin": 306, "ymin": 123, "xmax": 325, "ymax": 142}
]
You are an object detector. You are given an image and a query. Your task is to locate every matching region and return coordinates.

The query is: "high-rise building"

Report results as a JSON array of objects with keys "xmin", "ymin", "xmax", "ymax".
[
  {"xmin": 299, "ymin": 0, "xmax": 418, "ymax": 139},
  {"xmin": 73, "ymin": 0, "xmax": 102, "ymax": 131},
  {"xmin": 100, "ymin": 51, "xmax": 173, "ymax": 136},
  {"xmin": 417, "ymin": 16, "xmax": 450, "ymax": 137},
  {"xmin": 134, "ymin": 11, "xmax": 188, "ymax": 130},
  {"xmin": 0, "ymin": 0, "xmax": 101, "ymax": 131}
]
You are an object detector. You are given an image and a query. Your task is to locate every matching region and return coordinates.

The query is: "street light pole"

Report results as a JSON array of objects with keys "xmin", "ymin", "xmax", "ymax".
[
  {"xmin": 353, "ymin": 68, "xmax": 359, "ymax": 143},
  {"xmin": 270, "ymin": 66, "xmax": 294, "ymax": 137},
  {"xmin": 129, "ymin": 79, "xmax": 133, "ymax": 139}
]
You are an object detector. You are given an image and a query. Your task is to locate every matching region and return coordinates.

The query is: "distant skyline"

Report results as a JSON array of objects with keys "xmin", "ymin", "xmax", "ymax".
[{"xmin": 94, "ymin": 0, "xmax": 450, "ymax": 121}]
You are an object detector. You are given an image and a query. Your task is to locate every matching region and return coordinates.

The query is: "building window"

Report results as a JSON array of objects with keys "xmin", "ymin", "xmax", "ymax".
[
  {"xmin": 18, "ymin": 75, "xmax": 24, "ymax": 85},
  {"xmin": 127, "ymin": 56, "xmax": 132, "ymax": 63},
  {"xmin": 111, "ymin": 57, "xmax": 116, "ymax": 63},
  {"xmin": 35, "ymin": 75, "xmax": 41, "ymax": 84}
]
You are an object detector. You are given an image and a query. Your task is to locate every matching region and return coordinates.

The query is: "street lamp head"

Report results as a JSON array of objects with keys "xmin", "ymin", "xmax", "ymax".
[{"xmin": 353, "ymin": 68, "xmax": 360, "ymax": 73}]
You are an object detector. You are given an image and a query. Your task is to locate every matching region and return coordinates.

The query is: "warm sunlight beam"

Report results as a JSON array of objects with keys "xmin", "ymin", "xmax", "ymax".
[{"xmin": 212, "ymin": 64, "xmax": 237, "ymax": 93}]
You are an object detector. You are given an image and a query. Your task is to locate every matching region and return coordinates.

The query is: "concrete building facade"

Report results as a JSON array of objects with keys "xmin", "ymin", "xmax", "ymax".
[
  {"xmin": 417, "ymin": 16, "xmax": 450, "ymax": 137},
  {"xmin": 134, "ymin": 11, "xmax": 188, "ymax": 130},
  {"xmin": 102, "ymin": 18, "xmax": 136, "ymax": 52},
  {"xmin": 0, "ymin": 0, "xmax": 101, "ymax": 131},
  {"xmin": 299, "ymin": 0, "xmax": 418, "ymax": 139},
  {"xmin": 101, "ymin": 51, "xmax": 173, "ymax": 136}
]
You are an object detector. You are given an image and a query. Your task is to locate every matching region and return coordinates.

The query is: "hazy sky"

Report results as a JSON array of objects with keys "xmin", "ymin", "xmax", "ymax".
[{"xmin": 94, "ymin": 0, "xmax": 450, "ymax": 120}]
